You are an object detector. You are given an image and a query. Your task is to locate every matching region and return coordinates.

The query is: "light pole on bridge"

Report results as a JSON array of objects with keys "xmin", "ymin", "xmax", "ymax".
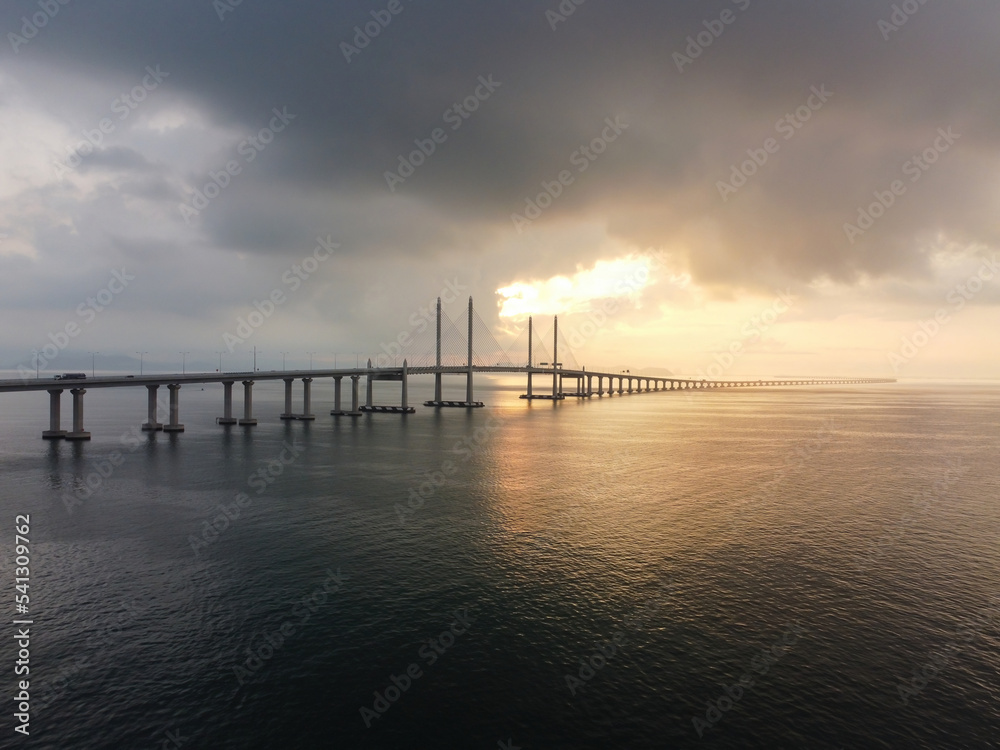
[
  {"xmin": 180, "ymin": 351, "xmax": 190, "ymax": 374},
  {"xmin": 136, "ymin": 351, "xmax": 148, "ymax": 376},
  {"xmin": 88, "ymin": 351, "xmax": 98, "ymax": 378}
]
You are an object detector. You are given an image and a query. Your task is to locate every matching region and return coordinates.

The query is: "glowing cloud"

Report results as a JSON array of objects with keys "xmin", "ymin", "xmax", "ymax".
[{"xmin": 497, "ymin": 256, "xmax": 660, "ymax": 319}]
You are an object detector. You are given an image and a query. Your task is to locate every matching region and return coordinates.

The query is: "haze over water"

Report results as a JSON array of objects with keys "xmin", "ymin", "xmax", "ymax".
[{"xmin": 1, "ymin": 379, "xmax": 998, "ymax": 748}]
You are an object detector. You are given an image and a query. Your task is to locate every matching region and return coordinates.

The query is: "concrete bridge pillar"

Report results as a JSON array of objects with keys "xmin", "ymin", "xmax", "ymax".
[
  {"xmin": 587, "ymin": 375, "xmax": 593, "ymax": 396},
  {"xmin": 348, "ymin": 375, "xmax": 362, "ymax": 416},
  {"xmin": 628, "ymin": 378, "xmax": 633, "ymax": 393},
  {"xmin": 466, "ymin": 297, "xmax": 475, "ymax": 405},
  {"xmin": 331, "ymin": 376, "xmax": 344, "ymax": 416},
  {"xmin": 43, "ymin": 388, "xmax": 66, "ymax": 439},
  {"xmin": 219, "ymin": 381, "xmax": 237, "ymax": 424},
  {"xmin": 142, "ymin": 384, "xmax": 163, "ymax": 431},
  {"xmin": 366, "ymin": 359, "xmax": 374, "ymax": 409},
  {"xmin": 401, "ymin": 361, "xmax": 409, "ymax": 410},
  {"xmin": 300, "ymin": 378, "xmax": 315, "ymax": 420},
  {"xmin": 65, "ymin": 388, "xmax": 91, "ymax": 440},
  {"xmin": 239, "ymin": 380, "xmax": 258, "ymax": 426},
  {"xmin": 618, "ymin": 377, "xmax": 624, "ymax": 395},
  {"xmin": 164, "ymin": 384, "xmax": 184, "ymax": 432},
  {"xmin": 281, "ymin": 378, "xmax": 295, "ymax": 419}
]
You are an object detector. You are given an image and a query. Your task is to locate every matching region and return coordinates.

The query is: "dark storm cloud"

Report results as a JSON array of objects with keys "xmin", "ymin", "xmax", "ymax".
[{"xmin": 1, "ymin": 0, "xmax": 998, "ymax": 362}]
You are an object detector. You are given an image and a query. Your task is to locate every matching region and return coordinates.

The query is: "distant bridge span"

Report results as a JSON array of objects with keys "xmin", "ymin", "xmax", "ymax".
[{"xmin": 0, "ymin": 297, "xmax": 893, "ymax": 439}]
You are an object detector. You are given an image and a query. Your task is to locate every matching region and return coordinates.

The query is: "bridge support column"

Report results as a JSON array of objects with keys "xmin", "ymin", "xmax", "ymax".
[
  {"xmin": 525, "ymin": 315, "xmax": 534, "ymax": 398},
  {"xmin": 280, "ymin": 378, "xmax": 295, "ymax": 419},
  {"xmin": 142, "ymin": 384, "xmax": 163, "ymax": 431},
  {"xmin": 587, "ymin": 375, "xmax": 593, "ymax": 397},
  {"xmin": 238, "ymin": 380, "xmax": 258, "ymax": 425},
  {"xmin": 331, "ymin": 376, "xmax": 345, "ymax": 416},
  {"xmin": 43, "ymin": 389, "xmax": 66, "ymax": 439},
  {"xmin": 466, "ymin": 297, "xmax": 474, "ymax": 405},
  {"xmin": 300, "ymin": 378, "xmax": 315, "ymax": 420},
  {"xmin": 218, "ymin": 381, "xmax": 237, "ymax": 424},
  {"xmin": 65, "ymin": 388, "xmax": 91, "ymax": 440},
  {"xmin": 434, "ymin": 297, "xmax": 443, "ymax": 402},
  {"xmin": 401, "ymin": 361, "xmax": 409, "ymax": 410},
  {"xmin": 348, "ymin": 375, "xmax": 362, "ymax": 416},
  {"xmin": 366, "ymin": 359, "xmax": 374, "ymax": 409},
  {"xmin": 163, "ymin": 384, "xmax": 184, "ymax": 432}
]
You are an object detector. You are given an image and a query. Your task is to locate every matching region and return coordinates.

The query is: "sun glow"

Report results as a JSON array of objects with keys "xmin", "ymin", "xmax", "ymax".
[{"xmin": 497, "ymin": 255, "xmax": 666, "ymax": 319}]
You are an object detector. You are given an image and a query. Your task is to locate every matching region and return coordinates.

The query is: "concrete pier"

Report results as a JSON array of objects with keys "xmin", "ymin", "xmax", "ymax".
[
  {"xmin": 142, "ymin": 384, "xmax": 163, "ymax": 431},
  {"xmin": 65, "ymin": 388, "xmax": 91, "ymax": 440},
  {"xmin": 299, "ymin": 378, "xmax": 315, "ymax": 420},
  {"xmin": 218, "ymin": 381, "xmax": 237, "ymax": 424},
  {"xmin": 163, "ymin": 384, "xmax": 184, "ymax": 432},
  {"xmin": 434, "ymin": 298, "xmax": 443, "ymax": 402},
  {"xmin": 238, "ymin": 380, "xmax": 258, "ymax": 426},
  {"xmin": 347, "ymin": 374, "xmax": 363, "ymax": 416},
  {"xmin": 366, "ymin": 359, "xmax": 374, "ymax": 410},
  {"xmin": 330, "ymin": 376, "xmax": 345, "ymax": 416},
  {"xmin": 281, "ymin": 378, "xmax": 295, "ymax": 420},
  {"xmin": 43, "ymin": 389, "xmax": 66, "ymax": 439}
]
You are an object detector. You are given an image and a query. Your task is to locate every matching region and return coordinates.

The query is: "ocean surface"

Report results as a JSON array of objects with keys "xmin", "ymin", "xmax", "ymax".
[{"xmin": 1, "ymin": 377, "xmax": 998, "ymax": 749}]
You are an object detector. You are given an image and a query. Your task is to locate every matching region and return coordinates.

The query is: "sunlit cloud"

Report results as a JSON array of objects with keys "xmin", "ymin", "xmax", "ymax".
[{"xmin": 497, "ymin": 255, "xmax": 658, "ymax": 319}]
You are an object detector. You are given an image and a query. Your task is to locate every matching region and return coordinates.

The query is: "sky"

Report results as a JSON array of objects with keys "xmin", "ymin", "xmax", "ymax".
[{"xmin": 1, "ymin": 0, "xmax": 998, "ymax": 380}]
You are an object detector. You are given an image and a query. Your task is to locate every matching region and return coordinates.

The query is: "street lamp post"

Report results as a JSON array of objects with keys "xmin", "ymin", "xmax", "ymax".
[
  {"xmin": 307, "ymin": 351, "xmax": 318, "ymax": 370},
  {"xmin": 136, "ymin": 352, "xmax": 148, "ymax": 375},
  {"xmin": 180, "ymin": 351, "xmax": 190, "ymax": 374},
  {"xmin": 215, "ymin": 351, "xmax": 225, "ymax": 373},
  {"xmin": 89, "ymin": 351, "xmax": 98, "ymax": 378},
  {"xmin": 280, "ymin": 351, "xmax": 289, "ymax": 371}
]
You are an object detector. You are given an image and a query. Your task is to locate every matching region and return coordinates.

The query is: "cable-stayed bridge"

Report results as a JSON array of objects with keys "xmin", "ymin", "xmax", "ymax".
[{"xmin": 0, "ymin": 297, "xmax": 894, "ymax": 439}]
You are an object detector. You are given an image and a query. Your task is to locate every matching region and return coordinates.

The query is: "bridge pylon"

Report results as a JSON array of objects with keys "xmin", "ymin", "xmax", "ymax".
[{"xmin": 424, "ymin": 295, "xmax": 484, "ymax": 408}]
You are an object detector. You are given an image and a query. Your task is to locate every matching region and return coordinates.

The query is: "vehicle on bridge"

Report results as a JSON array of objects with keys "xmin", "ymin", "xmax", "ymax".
[{"xmin": 53, "ymin": 373, "xmax": 87, "ymax": 380}]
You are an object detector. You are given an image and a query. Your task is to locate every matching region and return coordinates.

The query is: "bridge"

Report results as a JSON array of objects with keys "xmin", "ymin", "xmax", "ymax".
[{"xmin": 0, "ymin": 297, "xmax": 894, "ymax": 439}]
